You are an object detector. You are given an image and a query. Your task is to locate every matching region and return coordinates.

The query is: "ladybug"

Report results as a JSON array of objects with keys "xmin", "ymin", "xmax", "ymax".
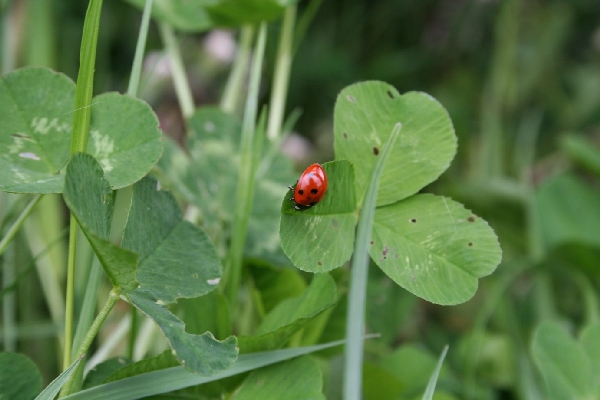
[{"xmin": 288, "ymin": 163, "xmax": 328, "ymax": 211}]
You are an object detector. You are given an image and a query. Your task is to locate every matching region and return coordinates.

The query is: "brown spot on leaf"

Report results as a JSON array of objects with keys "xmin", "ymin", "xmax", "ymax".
[
  {"xmin": 410, "ymin": 218, "xmax": 417, "ymax": 223},
  {"xmin": 373, "ymin": 147, "xmax": 380, "ymax": 156},
  {"xmin": 343, "ymin": 132, "xmax": 348, "ymax": 139},
  {"xmin": 467, "ymin": 215, "xmax": 476, "ymax": 222},
  {"xmin": 468, "ymin": 242, "xmax": 473, "ymax": 247},
  {"xmin": 347, "ymin": 95, "xmax": 356, "ymax": 103},
  {"xmin": 387, "ymin": 90, "xmax": 395, "ymax": 99}
]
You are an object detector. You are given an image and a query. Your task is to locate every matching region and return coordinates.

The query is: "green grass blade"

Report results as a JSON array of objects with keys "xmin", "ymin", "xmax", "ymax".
[
  {"xmin": 344, "ymin": 123, "xmax": 402, "ymax": 399},
  {"xmin": 64, "ymin": 0, "xmax": 104, "ymax": 372},
  {"xmin": 0, "ymin": 194, "xmax": 42, "ymax": 257},
  {"xmin": 422, "ymin": 345, "xmax": 449, "ymax": 400},
  {"xmin": 35, "ymin": 355, "xmax": 84, "ymax": 400},
  {"xmin": 63, "ymin": 340, "xmax": 344, "ymax": 400},
  {"xmin": 225, "ymin": 22, "xmax": 267, "ymax": 314}
]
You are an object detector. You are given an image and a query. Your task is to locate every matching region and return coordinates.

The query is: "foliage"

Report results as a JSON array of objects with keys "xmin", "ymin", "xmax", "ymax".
[{"xmin": 1, "ymin": 0, "xmax": 600, "ymax": 399}]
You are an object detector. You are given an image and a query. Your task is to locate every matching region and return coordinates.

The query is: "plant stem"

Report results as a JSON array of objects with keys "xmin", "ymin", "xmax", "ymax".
[
  {"xmin": 221, "ymin": 26, "xmax": 254, "ymax": 115},
  {"xmin": 123, "ymin": 0, "xmax": 153, "ymax": 360},
  {"xmin": 0, "ymin": 194, "xmax": 42, "ymax": 257},
  {"xmin": 63, "ymin": 0, "xmax": 104, "ymax": 371},
  {"xmin": 159, "ymin": 22, "xmax": 194, "ymax": 120},
  {"xmin": 60, "ymin": 287, "xmax": 122, "ymax": 398},
  {"xmin": 266, "ymin": 4, "xmax": 296, "ymax": 141},
  {"xmin": 64, "ymin": 217, "xmax": 78, "ymax": 369},
  {"xmin": 224, "ymin": 23, "xmax": 267, "ymax": 318},
  {"xmin": 344, "ymin": 123, "xmax": 401, "ymax": 400},
  {"xmin": 127, "ymin": 0, "xmax": 153, "ymax": 97}
]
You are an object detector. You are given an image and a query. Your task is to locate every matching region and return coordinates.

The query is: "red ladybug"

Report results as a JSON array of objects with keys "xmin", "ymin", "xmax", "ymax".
[{"xmin": 288, "ymin": 163, "xmax": 328, "ymax": 211}]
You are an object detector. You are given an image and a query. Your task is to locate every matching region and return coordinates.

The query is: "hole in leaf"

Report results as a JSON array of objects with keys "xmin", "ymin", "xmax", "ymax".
[
  {"xmin": 467, "ymin": 215, "xmax": 476, "ymax": 222},
  {"xmin": 373, "ymin": 147, "xmax": 380, "ymax": 156},
  {"xmin": 347, "ymin": 95, "xmax": 356, "ymax": 103}
]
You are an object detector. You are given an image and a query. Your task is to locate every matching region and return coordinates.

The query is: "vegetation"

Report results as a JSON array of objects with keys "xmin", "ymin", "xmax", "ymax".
[{"xmin": 1, "ymin": 0, "xmax": 600, "ymax": 399}]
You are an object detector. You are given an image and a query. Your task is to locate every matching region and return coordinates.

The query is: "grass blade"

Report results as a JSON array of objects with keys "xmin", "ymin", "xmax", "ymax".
[{"xmin": 422, "ymin": 345, "xmax": 449, "ymax": 400}]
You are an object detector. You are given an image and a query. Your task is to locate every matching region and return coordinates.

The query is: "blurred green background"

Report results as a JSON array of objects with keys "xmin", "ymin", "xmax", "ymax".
[{"xmin": 2, "ymin": 0, "xmax": 600, "ymax": 398}]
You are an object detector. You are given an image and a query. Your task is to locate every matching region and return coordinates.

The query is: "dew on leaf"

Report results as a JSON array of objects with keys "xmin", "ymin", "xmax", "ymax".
[{"xmin": 207, "ymin": 278, "xmax": 220, "ymax": 285}]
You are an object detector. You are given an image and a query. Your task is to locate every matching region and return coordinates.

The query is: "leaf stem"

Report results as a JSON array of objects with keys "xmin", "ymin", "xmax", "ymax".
[
  {"xmin": 344, "ymin": 123, "xmax": 402, "ymax": 399},
  {"xmin": 59, "ymin": 287, "xmax": 121, "ymax": 398},
  {"xmin": 0, "ymin": 194, "xmax": 42, "ymax": 257},
  {"xmin": 266, "ymin": 4, "xmax": 296, "ymax": 141}
]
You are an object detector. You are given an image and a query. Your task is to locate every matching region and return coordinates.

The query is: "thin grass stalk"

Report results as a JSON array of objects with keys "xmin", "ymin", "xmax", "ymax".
[
  {"xmin": 158, "ymin": 22, "xmax": 194, "ymax": 120},
  {"xmin": 224, "ymin": 23, "xmax": 267, "ymax": 318},
  {"xmin": 266, "ymin": 5, "xmax": 296, "ymax": 141},
  {"xmin": 221, "ymin": 26, "xmax": 254, "ymax": 115},
  {"xmin": 344, "ymin": 123, "xmax": 402, "ymax": 399},
  {"xmin": 64, "ymin": 0, "xmax": 104, "ymax": 370},
  {"xmin": 127, "ymin": 0, "xmax": 153, "ymax": 97}
]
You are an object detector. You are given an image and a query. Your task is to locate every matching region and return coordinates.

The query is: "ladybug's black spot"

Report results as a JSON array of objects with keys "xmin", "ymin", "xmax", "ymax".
[
  {"xmin": 410, "ymin": 218, "xmax": 417, "ymax": 223},
  {"xmin": 467, "ymin": 215, "xmax": 476, "ymax": 222},
  {"xmin": 387, "ymin": 90, "xmax": 395, "ymax": 99},
  {"xmin": 343, "ymin": 132, "xmax": 348, "ymax": 139},
  {"xmin": 310, "ymin": 188, "xmax": 318, "ymax": 194},
  {"xmin": 298, "ymin": 189, "xmax": 304, "ymax": 195},
  {"xmin": 373, "ymin": 147, "xmax": 380, "ymax": 156}
]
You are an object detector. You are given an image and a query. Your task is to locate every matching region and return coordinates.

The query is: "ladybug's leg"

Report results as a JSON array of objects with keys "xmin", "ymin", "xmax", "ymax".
[{"xmin": 287, "ymin": 185, "xmax": 294, "ymax": 190}]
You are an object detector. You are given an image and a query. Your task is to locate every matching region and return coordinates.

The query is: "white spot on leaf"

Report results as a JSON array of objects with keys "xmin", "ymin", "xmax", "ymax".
[
  {"xmin": 207, "ymin": 278, "xmax": 220, "ymax": 285},
  {"xmin": 19, "ymin": 152, "xmax": 40, "ymax": 160}
]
